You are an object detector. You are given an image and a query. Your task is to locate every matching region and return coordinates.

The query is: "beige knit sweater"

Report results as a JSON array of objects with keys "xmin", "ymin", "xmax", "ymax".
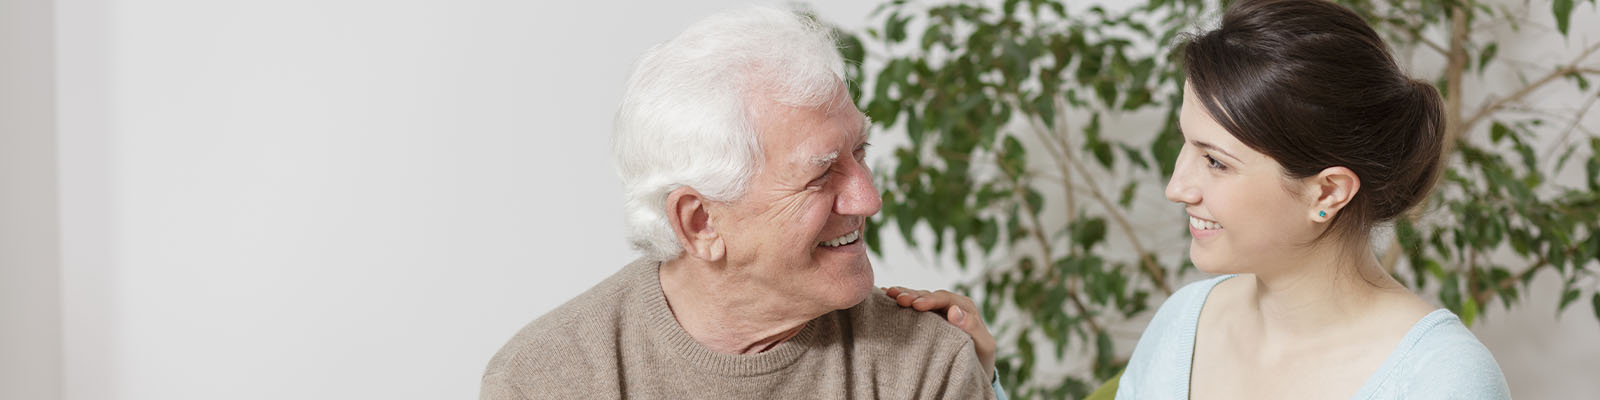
[{"xmin": 481, "ymin": 258, "xmax": 995, "ymax": 399}]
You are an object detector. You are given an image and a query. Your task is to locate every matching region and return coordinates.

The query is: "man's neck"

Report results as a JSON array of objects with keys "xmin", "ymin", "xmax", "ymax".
[{"xmin": 658, "ymin": 257, "xmax": 824, "ymax": 355}]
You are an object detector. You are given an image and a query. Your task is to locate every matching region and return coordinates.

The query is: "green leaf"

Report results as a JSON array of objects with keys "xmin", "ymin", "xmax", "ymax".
[
  {"xmin": 1121, "ymin": 144, "xmax": 1149, "ymax": 170},
  {"xmin": 1490, "ymin": 121, "xmax": 1512, "ymax": 144},
  {"xmin": 1477, "ymin": 42, "xmax": 1498, "ymax": 74},
  {"xmin": 1092, "ymin": 142, "xmax": 1115, "ymax": 169},
  {"xmin": 1559, "ymin": 288, "xmax": 1582, "ymax": 314},
  {"xmin": 978, "ymin": 218, "xmax": 999, "ymax": 252},
  {"xmin": 905, "ymin": 107, "xmax": 924, "ymax": 146},
  {"xmin": 1555, "ymin": 143, "xmax": 1580, "ymax": 172},
  {"xmin": 1592, "ymin": 293, "xmax": 1600, "ymax": 327},
  {"xmin": 1554, "ymin": 0, "xmax": 1575, "ymax": 36},
  {"xmin": 1461, "ymin": 295, "xmax": 1479, "ymax": 326},
  {"xmin": 885, "ymin": 11, "xmax": 910, "ymax": 43},
  {"xmin": 1569, "ymin": 72, "xmax": 1592, "ymax": 92},
  {"xmin": 1153, "ymin": 113, "xmax": 1183, "ymax": 177},
  {"xmin": 1072, "ymin": 217, "xmax": 1108, "ymax": 251},
  {"xmin": 1095, "ymin": 330, "xmax": 1114, "ymax": 369},
  {"xmin": 1034, "ymin": 94, "xmax": 1056, "ymax": 129},
  {"xmin": 1054, "ymin": 256, "xmax": 1082, "ymax": 275},
  {"xmin": 1001, "ymin": 136, "xmax": 1027, "ymax": 176},
  {"xmin": 1084, "ymin": 113, "xmax": 1103, "ymax": 143},
  {"xmin": 1025, "ymin": 187, "xmax": 1045, "ymax": 216},
  {"xmin": 1118, "ymin": 182, "xmax": 1139, "ymax": 210},
  {"xmin": 1440, "ymin": 274, "xmax": 1462, "ymax": 311}
]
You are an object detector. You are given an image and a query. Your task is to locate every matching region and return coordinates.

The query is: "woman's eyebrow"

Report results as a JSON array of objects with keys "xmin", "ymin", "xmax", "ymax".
[{"xmin": 1191, "ymin": 140, "xmax": 1242, "ymax": 163}]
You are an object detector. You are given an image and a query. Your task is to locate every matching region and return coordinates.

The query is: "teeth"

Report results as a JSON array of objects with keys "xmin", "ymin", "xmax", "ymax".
[
  {"xmin": 1188, "ymin": 216, "xmax": 1222, "ymax": 231},
  {"xmin": 819, "ymin": 230, "xmax": 860, "ymax": 247}
]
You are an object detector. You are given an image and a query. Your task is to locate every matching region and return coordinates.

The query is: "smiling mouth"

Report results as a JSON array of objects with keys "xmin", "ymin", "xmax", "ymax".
[
  {"xmin": 818, "ymin": 230, "xmax": 861, "ymax": 247},
  {"xmin": 1188, "ymin": 215, "xmax": 1223, "ymax": 231}
]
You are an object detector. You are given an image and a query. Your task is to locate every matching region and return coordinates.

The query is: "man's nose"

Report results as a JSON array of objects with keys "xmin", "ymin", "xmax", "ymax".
[{"xmin": 835, "ymin": 160, "xmax": 881, "ymax": 216}]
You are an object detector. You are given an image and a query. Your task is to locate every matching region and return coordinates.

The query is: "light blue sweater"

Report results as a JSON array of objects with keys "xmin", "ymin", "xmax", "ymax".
[{"xmin": 1117, "ymin": 275, "xmax": 1510, "ymax": 399}]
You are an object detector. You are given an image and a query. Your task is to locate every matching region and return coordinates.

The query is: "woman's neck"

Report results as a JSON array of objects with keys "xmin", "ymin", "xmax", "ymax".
[{"xmin": 1242, "ymin": 238, "xmax": 1404, "ymax": 337}]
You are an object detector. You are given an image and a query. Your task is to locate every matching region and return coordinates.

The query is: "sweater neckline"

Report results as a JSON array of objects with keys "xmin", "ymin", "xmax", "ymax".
[
  {"xmin": 634, "ymin": 260, "xmax": 824, "ymax": 377},
  {"xmin": 1177, "ymin": 274, "xmax": 1458, "ymax": 399}
]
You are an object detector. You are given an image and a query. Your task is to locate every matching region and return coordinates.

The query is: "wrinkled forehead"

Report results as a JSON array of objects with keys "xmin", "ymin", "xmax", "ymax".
[{"xmin": 749, "ymin": 85, "xmax": 869, "ymax": 147}]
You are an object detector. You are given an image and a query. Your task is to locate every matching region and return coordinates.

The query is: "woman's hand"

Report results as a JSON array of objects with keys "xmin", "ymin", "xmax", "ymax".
[{"xmin": 883, "ymin": 287, "xmax": 995, "ymax": 380}]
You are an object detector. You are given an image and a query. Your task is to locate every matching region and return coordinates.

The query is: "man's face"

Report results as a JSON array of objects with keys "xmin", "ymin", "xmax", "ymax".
[{"xmin": 709, "ymin": 84, "xmax": 879, "ymax": 313}]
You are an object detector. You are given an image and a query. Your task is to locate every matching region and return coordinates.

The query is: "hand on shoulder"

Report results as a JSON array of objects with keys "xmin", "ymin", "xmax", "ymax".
[{"xmin": 882, "ymin": 286, "xmax": 995, "ymax": 381}]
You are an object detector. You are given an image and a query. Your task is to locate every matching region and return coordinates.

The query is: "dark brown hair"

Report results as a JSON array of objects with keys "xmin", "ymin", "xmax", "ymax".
[{"xmin": 1180, "ymin": 0, "xmax": 1445, "ymax": 242}]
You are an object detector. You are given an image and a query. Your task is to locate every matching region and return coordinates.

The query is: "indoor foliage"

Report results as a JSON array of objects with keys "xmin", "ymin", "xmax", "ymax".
[{"xmin": 830, "ymin": 0, "xmax": 1600, "ymax": 397}]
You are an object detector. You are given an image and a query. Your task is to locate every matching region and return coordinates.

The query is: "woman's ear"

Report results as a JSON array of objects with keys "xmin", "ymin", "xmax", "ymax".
[
  {"xmin": 1307, "ymin": 166, "xmax": 1361, "ymax": 223},
  {"xmin": 664, "ymin": 187, "xmax": 725, "ymax": 261}
]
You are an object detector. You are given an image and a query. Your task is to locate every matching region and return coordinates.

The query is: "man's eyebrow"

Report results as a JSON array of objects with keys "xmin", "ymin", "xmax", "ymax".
[
  {"xmin": 807, "ymin": 151, "xmax": 840, "ymax": 167},
  {"xmin": 859, "ymin": 116, "xmax": 873, "ymax": 142},
  {"xmin": 1191, "ymin": 140, "xmax": 1241, "ymax": 163}
]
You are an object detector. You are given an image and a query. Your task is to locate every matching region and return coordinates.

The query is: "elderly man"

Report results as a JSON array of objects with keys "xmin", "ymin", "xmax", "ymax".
[{"xmin": 480, "ymin": 7, "xmax": 997, "ymax": 399}]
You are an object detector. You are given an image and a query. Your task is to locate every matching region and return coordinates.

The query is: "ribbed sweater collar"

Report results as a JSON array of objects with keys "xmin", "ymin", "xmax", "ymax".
[{"xmin": 630, "ymin": 259, "xmax": 827, "ymax": 377}]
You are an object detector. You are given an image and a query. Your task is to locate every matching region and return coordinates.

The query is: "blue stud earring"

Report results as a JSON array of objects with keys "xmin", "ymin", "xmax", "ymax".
[{"xmin": 1318, "ymin": 210, "xmax": 1327, "ymax": 218}]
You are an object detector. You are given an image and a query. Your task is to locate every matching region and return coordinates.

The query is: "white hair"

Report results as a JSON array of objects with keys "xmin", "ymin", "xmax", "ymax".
[{"xmin": 612, "ymin": 6, "xmax": 848, "ymax": 261}]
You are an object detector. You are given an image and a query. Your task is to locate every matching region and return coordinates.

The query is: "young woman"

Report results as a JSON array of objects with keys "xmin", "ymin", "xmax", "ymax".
[{"xmin": 888, "ymin": 0, "xmax": 1511, "ymax": 397}]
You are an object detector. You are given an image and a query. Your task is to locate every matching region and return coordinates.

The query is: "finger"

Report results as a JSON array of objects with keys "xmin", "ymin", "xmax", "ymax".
[
  {"xmin": 894, "ymin": 291, "xmax": 919, "ymax": 307},
  {"xmin": 910, "ymin": 293, "xmax": 954, "ymax": 311},
  {"xmin": 883, "ymin": 286, "xmax": 905, "ymax": 297}
]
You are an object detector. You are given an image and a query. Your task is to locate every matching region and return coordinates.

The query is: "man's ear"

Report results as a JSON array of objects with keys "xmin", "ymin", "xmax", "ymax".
[
  {"xmin": 1307, "ymin": 166, "xmax": 1361, "ymax": 223},
  {"xmin": 665, "ymin": 186, "xmax": 725, "ymax": 262}
]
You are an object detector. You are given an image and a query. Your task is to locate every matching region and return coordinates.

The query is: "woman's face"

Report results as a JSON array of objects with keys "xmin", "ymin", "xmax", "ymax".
[{"xmin": 1165, "ymin": 83, "xmax": 1322, "ymax": 274}]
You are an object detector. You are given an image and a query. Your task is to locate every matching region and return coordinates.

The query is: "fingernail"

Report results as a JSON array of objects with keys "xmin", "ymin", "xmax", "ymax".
[{"xmin": 950, "ymin": 306, "xmax": 966, "ymax": 325}]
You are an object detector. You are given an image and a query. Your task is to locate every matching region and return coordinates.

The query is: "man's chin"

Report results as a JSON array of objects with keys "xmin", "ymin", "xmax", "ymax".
[{"xmin": 828, "ymin": 262, "xmax": 875, "ymax": 309}]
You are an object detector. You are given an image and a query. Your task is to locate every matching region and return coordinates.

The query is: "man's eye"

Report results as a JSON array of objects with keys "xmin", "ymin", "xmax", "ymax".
[{"xmin": 808, "ymin": 171, "xmax": 832, "ymax": 187}]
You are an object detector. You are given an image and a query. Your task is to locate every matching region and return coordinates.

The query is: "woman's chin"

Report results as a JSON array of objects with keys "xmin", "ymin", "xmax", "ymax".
[{"xmin": 1188, "ymin": 249, "xmax": 1238, "ymax": 275}]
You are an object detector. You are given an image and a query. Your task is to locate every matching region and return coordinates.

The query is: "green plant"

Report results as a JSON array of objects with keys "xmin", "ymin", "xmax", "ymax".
[{"xmin": 831, "ymin": 0, "xmax": 1600, "ymax": 398}]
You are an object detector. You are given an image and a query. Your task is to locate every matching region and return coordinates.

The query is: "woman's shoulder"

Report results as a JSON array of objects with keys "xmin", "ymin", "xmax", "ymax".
[
  {"xmin": 1117, "ymin": 274, "xmax": 1237, "ymax": 397},
  {"xmin": 1365, "ymin": 309, "xmax": 1511, "ymax": 399},
  {"xmin": 1136, "ymin": 273, "xmax": 1238, "ymax": 338},
  {"xmin": 1162, "ymin": 274, "xmax": 1237, "ymax": 314}
]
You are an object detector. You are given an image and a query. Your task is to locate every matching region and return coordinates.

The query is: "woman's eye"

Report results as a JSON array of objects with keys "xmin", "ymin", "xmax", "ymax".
[{"xmin": 1203, "ymin": 155, "xmax": 1226, "ymax": 170}]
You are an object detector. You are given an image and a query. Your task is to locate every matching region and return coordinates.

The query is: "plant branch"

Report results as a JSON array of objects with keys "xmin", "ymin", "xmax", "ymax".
[
  {"xmin": 1442, "ymin": 4, "xmax": 1470, "ymax": 155},
  {"xmin": 1014, "ymin": 94, "xmax": 1078, "ymax": 228},
  {"xmin": 1026, "ymin": 97, "xmax": 1174, "ymax": 295},
  {"xmin": 1469, "ymin": 240, "xmax": 1591, "ymax": 307},
  {"xmin": 1404, "ymin": 27, "xmax": 1449, "ymax": 56},
  {"xmin": 1010, "ymin": 171, "xmax": 1105, "ymax": 335},
  {"xmin": 1061, "ymin": 145, "xmax": 1175, "ymax": 295},
  {"xmin": 1463, "ymin": 41, "xmax": 1600, "ymax": 133},
  {"xmin": 1545, "ymin": 86, "xmax": 1600, "ymax": 162}
]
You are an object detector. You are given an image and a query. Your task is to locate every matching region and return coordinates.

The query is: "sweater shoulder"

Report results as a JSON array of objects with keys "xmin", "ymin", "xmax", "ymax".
[
  {"xmin": 841, "ymin": 290, "xmax": 995, "ymax": 399},
  {"xmin": 845, "ymin": 289, "xmax": 973, "ymax": 347},
  {"xmin": 480, "ymin": 261, "xmax": 648, "ymax": 394},
  {"xmin": 1381, "ymin": 312, "xmax": 1510, "ymax": 399}
]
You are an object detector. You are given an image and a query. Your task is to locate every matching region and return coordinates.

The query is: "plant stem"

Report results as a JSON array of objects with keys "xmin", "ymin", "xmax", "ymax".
[
  {"xmin": 1470, "ymin": 242, "xmax": 1585, "ymax": 307},
  {"xmin": 1462, "ymin": 42, "xmax": 1600, "ymax": 134},
  {"xmin": 1061, "ymin": 143, "xmax": 1175, "ymax": 295},
  {"xmin": 1009, "ymin": 171, "xmax": 1105, "ymax": 335},
  {"xmin": 1443, "ymin": 3, "xmax": 1470, "ymax": 156}
]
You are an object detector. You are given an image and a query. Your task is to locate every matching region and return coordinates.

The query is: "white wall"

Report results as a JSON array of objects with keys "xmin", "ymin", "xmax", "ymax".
[
  {"xmin": 49, "ymin": 1, "xmax": 884, "ymax": 399},
  {"xmin": 1, "ymin": 0, "xmax": 62, "ymax": 399},
  {"xmin": 17, "ymin": 0, "xmax": 1596, "ymax": 399}
]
